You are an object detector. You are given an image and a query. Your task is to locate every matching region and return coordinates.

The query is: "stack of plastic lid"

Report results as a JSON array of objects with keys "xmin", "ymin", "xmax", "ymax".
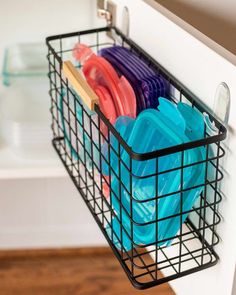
[
  {"xmin": 68, "ymin": 42, "xmax": 207, "ymax": 251},
  {"xmin": 60, "ymin": 44, "xmax": 137, "ymax": 167},
  {"xmin": 103, "ymin": 98, "xmax": 206, "ymax": 251},
  {"xmin": 99, "ymin": 46, "xmax": 170, "ymax": 113}
]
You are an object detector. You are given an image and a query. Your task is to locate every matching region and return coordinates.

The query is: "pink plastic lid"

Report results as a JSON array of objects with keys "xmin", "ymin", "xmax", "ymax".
[
  {"xmin": 94, "ymin": 85, "xmax": 117, "ymax": 137},
  {"xmin": 73, "ymin": 43, "xmax": 94, "ymax": 62},
  {"xmin": 73, "ymin": 43, "xmax": 137, "ymax": 199},
  {"xmin": 73, "ymin": 43, "xmax": 137, "ymax": 119}
]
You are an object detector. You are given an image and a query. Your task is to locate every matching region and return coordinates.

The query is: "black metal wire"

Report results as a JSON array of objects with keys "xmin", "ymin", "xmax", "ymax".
[{"xmin": 46, "ymin": 26, "xmax": 226, "ymax": 290}]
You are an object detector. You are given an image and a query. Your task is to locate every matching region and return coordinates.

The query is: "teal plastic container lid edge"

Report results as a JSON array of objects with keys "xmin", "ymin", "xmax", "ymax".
[{"xmin": 129, "ymin": 108, "xmax": 184, "ymax": 153}]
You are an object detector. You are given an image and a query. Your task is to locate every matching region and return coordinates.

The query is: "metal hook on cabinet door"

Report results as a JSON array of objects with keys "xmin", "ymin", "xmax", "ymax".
[
  {"xmin": 213, "ymin": 82, "xmax": 231, "ymax": 126},
  {"xmin": 121, "ymin": 6, "xmax": 130, "ymax": 38},
  {"xmin": 97, "ymin": 0, "xmax": 116, "ymax": 27},
  {"xmin": 111, "ymin": 6, "xmax": 130, "ymax": 46}
]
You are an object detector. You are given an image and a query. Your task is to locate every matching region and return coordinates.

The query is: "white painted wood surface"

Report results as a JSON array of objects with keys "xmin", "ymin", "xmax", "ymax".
[{"xmin": 111, "ymin": 1, "xmax": 236, "ymax": 294}]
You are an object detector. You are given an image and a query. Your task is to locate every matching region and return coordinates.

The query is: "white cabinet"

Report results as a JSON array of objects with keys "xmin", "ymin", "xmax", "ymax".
[
  {"xmin": 0, "ymin": 177, "xmax": 106, "ymax": 249},
  {"xmin": 109, "ymin": 0, "xmax": 236, "ymax": 294},
  {"xmin": 0, "ymin": 0, "xmax": 106, "ymax": 249}
]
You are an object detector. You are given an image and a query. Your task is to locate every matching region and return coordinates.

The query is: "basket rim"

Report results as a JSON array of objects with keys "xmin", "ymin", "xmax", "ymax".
[{"xmin": 46, "ymin": 26, "xmax": 227, "ymax": 161}]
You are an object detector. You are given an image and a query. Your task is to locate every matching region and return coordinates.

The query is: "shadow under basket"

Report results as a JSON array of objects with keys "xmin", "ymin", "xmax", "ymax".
[{"xmin": 46, "ymin": 27, "xmax": 226, "ymax": 290}]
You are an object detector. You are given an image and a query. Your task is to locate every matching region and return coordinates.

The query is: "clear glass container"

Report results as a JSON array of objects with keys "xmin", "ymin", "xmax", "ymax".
[{"xmin": 1, "ymin": 43, "xmax": 53, "ymax": 159}]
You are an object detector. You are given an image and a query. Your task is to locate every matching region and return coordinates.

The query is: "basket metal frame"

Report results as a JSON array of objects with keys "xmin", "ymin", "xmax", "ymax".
[{"xmin": 46, "ymin": 26, "xmax": 226, "ymax": 289}]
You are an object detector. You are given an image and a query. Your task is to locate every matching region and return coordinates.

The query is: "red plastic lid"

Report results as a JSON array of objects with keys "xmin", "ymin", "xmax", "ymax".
[
  {"xmin": 73, "ymin": 43, "xmax": 137, "ymax": 119},
  {"xmin": 94, "ymin": 85, "xmax": 117, "ymax": 137}
]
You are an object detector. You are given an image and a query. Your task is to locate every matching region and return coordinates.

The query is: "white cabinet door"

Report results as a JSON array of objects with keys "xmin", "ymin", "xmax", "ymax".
[
  {"xmin": 108, "ymin": 1, "xmax": 236, "ymax": 294},
  {"xmin": 233, "ymin": 266, "xmax": 236, "ymax": 295}
]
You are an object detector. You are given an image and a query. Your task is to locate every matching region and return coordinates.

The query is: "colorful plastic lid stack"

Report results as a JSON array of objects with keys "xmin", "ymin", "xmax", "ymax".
[
  {"xmin": 61, "ymin": 41, "xmax": 207, "ymax": 251},
  {"xmin": 103, "ymin": 98, "xmax": 205, "ymax": 250},
  {"xmin": 99, "ymin": 46, "xmax": 170, "ymax": 113}
]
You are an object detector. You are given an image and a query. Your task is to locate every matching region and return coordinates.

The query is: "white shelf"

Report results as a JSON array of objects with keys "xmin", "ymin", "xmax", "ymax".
[{"xmin": 0, "ymin": 143, "xmax": 66, "ymax": 179}]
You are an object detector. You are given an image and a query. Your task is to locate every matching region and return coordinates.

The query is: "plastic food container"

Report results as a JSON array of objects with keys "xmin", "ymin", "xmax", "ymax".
[{"xmin": 1, "ymin": 43, "xmax": 53, "ymax": 159}]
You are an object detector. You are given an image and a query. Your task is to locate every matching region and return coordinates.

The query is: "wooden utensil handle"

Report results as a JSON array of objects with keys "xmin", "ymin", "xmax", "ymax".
[{"xmin": 62, "ymin": 61, "xmax": 99, "ymax": 111}]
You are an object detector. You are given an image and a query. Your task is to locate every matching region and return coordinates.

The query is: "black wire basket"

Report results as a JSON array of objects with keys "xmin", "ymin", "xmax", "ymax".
[{"xmin": 46, "ymin": 27, "xmax": 226, "ymax": 290}]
